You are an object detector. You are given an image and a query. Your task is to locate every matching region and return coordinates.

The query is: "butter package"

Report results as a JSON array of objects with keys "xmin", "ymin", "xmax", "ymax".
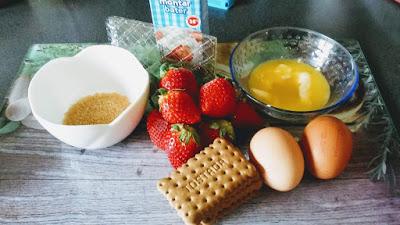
[{"xmin": 149, "ymin": 0, "xmax": 209, "ymax": 33}]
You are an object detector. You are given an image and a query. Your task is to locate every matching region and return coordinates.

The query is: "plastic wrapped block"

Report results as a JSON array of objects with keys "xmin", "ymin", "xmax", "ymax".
[
  {"xmin": 106, "ymin": 16, "xmax": 217, "ymax": 81},
  {"xmin": 106, "ymin": 16, "xmax": 161, "ymax": 77}
]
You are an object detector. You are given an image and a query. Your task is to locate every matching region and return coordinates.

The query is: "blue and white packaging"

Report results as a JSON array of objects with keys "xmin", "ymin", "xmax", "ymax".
[
  {"xmin": 149, "ymin": 0, "xmax": 209, "ymax": 33},
  {"xmin": 147, "ymin": 1, "xmax": 215, "ymax": 78}
]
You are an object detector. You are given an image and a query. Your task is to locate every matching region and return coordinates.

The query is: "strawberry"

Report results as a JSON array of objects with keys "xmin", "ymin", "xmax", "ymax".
[
  {"xmin": 146, "ymin": 110, "xmax": 170, "ymax": 151},
  {"xmin": 232, "ymin": 101, "xmax": 265, "ymax": 128},
  {"xmin": 159, "ymin": 67, "xmax": 199, "ymax": 97},
  {"xmin": 159, "ymin": 90, "xmax": 201, "ymax": 124},
  {"xmin": 199, "ymin": 120, "xmax": 235, "ymax": 146},
  {"xmin": 167, "ymin": 124, "xmax": 201, "ymax": 169},
  {"xmin": 199, "ymin": 78, "xmax": 237, "ymax": 118}
]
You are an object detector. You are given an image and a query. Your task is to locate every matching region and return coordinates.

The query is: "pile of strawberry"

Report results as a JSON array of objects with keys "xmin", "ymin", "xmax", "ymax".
[{"xmin": 146, "ymin": 65, "xmax": 264, "ymax": 169}]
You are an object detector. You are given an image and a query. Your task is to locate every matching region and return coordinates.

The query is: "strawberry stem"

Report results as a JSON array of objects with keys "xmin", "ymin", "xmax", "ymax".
[
  {"xmin": 159, "ymin": 63, "xmax": 177, "ymax": 79},
  {"xmin": 171, "ymin": 124, "xmax": 200, "ymax": 145},
  {"xmin": 158, "ymin": 88, "xmax": 168, "ymax": 95},
  {"xmin": 209, "ymin": 120, "xmax": 235, "ymax": 141},
  {"xmin": 157, "ymin": 88, "xmax": 169, "ymax": 107}
]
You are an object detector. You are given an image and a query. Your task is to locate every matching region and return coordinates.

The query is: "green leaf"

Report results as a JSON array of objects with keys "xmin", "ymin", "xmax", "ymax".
[
  {"xmin": 150, "ymin": 88, "xmax": 169, "ymax": 109},
  {"xmin": 147, "ymin": 61, "xmax": 162, "ymax": 79},
  {"xmin": 219, "ymin": 120, "xmax": 236, "ymax": 141},
  {"xmin": 158, "ymin": 88, "xmax": 168, "ymax": 95},
  {"xmin": 190, "ymin": 128, "xmax": 200, "ymax": 145},
  {"xmin": 159, "ymin": 62, "xmax": 169, "ymax": 78},
  {"xmin": 177, "ymin": 127, "xmax": 192, "ymax": 144},
  {"xmin": 0, "ymin": 121, "xmax": 20, "ymax": 135},
  {"xmin": 171, "ymin": 124, "xmax": 182, "ymax": 132},
  {"xmin": 150, "ymin": 91, "xmax": 161, "ymax": 109},
  {"xmin": 0, "ymin": 116, "xmax": 6, "ymax": 128},
  {"xmin": 209, "ymin": 122, "xmax": 220, "ymax": 130},
  {"xmin": 215, "ymin": 73, "xmax": 231, "ymax": 80},
  {"xmin": 159, "ymin": 63, "xmax": 177, "ymax": 79},
  {"xmin": 184, "ymin": 132, "xmax": 191, "ymax": 144},
  {"xmin": 179, "ymin": 131, "xmax": 188, "ymax": 143},
  {"xmin": 219, "ymin": 128, "xmax": 227, "ymax": 137}
]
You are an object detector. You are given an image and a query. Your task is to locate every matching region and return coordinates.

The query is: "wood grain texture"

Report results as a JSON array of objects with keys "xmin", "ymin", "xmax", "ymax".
[{"xmin": 0, "ymin": 122, "xmax": 399, "ymax": 225}]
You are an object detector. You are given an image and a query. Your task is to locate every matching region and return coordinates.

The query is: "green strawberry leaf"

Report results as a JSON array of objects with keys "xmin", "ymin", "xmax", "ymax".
[
  {"xmin": 150, "ymin": 91, "xmax": 160, "ymax": 109},
  {"xmin": 219, "ymin": 128, "xmax": 227, "ymax": 138},
  {"xmin": 171, "ymin": 124, "xmax": 182, "ymax": 132},
  {"xmin": 158, "ymin": 88, "xmax": 168, "ymax": 95},
  {"xmin": 180, "ymin": 130, "xmax": 191, "ymax": 144},
  {"xmin": 209, "ymin": 122, "xmax": 220, "ymax": 130},
  {"xmin": 215, "ymin": 73, "xmax": 231, "ymax": 81},
  {"xmin": 172, "ymin": 124, "xmax": 200, "ymax": 145},
  {"xmin": 159, "ymin": 63, "xmax": 177, "ymax": 79},
  {"xmin": 150, "ymin": 88, "xmax": 169, "ymax": 109},
  {"xmin": 177, "ymin": 126, "xmax": 191, "ymax": 144},
  {"xmin": 217, "ymin": 120, "xmax": 236, "ymax": 141},
  {"xmin": 158, "ymin": 63, "xmax": 169, "ymax": 80},
  {"xmin": 0, "ymin": 121, "xmax": 21, "ymax": 135},
  {"xmin": 191, "ymin": 129, "xmax": 200, "ymax": 145}
]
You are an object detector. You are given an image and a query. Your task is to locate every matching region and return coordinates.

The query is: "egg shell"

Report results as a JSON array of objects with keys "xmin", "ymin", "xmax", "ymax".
[
  {"xmin": 301, "ymin": 115, "xmax": 353, "ymax": 179},
  {"xmin": 249, "ymin": 127, "xmax": 304, "ymax": 192}
]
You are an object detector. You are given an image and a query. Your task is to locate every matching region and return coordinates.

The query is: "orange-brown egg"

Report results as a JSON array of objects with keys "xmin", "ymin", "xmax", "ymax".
[{"xmin": 301, "ymin": 115, "xmax": 353, "ymax": 179}]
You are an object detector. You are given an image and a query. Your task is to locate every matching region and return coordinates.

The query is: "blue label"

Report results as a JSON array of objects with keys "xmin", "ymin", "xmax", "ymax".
[{"xmin": 149, "ymin": 0, "xmax": 208, "ymax": 32}]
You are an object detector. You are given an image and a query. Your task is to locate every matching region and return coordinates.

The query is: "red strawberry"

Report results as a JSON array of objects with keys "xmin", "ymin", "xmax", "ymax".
[
  {"xmin": 159, "ymin": 67, "xmax": 199, "ymax": 97},
  {"xmin": 167, "ymin": 124, "xmax": 201, "ymax": 169},
  {"xmin": 159, "ymin": 90, "xmax": 201, "ymax": 124},
  {"xmin": 199, "ymin": 78, "xmax": 237, "ymax": 118},
  {"xmin": 232, "ymin": 101, "xmax": 265, "ymax": 128},
  {"xmin": 199, "ymin": 120, "xmax": 235, "ymax": 146},
  {"xmin": 146, "ymin": 110, "xmax": 170, "ymax": 151}
]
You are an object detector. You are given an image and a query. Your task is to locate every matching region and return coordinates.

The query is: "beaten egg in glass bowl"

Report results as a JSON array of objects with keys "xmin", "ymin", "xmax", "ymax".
[{"xmin": 229, "ymin": 27, "xmax": 359, "ymax": 123}]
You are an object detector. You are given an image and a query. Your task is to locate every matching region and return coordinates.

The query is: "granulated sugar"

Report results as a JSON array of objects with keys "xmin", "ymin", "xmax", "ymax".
[{"xmin": 63, "ymin": 92, "xmax": 130, "ymax": 125}]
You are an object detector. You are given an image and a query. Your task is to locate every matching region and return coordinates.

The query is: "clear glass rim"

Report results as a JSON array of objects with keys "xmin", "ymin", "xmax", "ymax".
[{"xmin": 229, "ymin": 26, "xmax": 360, "ymax": 114}]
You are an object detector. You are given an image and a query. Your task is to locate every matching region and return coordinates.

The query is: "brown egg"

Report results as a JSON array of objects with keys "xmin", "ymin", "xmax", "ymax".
[
  {"xmin": 250, "ymin": 127, "xmax": 304, "ymax": 192},
  {"xmin": 301, "ymin": 115, "xmax": 353, "ymax": 179}
]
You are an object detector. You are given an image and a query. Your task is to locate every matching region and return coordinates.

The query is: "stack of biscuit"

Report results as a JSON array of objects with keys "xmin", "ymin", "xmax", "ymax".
[{"xmin": 158, "ymin": 138, "xmax": 262, "ymax": 225}]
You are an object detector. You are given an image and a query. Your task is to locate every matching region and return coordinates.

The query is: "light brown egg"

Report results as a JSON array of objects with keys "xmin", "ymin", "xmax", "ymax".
[
  {"xmin": 301, "ymin": 115, "xmax": 353, "ymax": 179},
  {"xmin": 249, "ymin": 127, "xmax": 304, "ymax": 192}
]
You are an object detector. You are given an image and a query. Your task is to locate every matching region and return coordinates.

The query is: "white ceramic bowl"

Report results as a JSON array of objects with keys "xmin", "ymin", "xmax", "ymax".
[{"xmin": 28, "ymin": 45, "xmax": 150, "ymax": 149}]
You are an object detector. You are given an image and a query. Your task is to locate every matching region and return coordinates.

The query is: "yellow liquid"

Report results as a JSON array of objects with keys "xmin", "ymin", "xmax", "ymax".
[{"xmin": 248, "ymin": 59, "xmax": 330, "ymax": 111}]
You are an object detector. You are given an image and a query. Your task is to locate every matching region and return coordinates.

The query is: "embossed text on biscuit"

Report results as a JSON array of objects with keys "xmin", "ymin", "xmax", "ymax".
[{"xmin": 185, "ymin": 159, "xmax": 227, "ymax": 192}]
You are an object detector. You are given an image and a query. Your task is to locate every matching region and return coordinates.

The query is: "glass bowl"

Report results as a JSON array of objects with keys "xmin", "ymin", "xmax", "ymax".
[{"xmin": 229, "ymin": 27, "xmax": 359, "ymax": 123}]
